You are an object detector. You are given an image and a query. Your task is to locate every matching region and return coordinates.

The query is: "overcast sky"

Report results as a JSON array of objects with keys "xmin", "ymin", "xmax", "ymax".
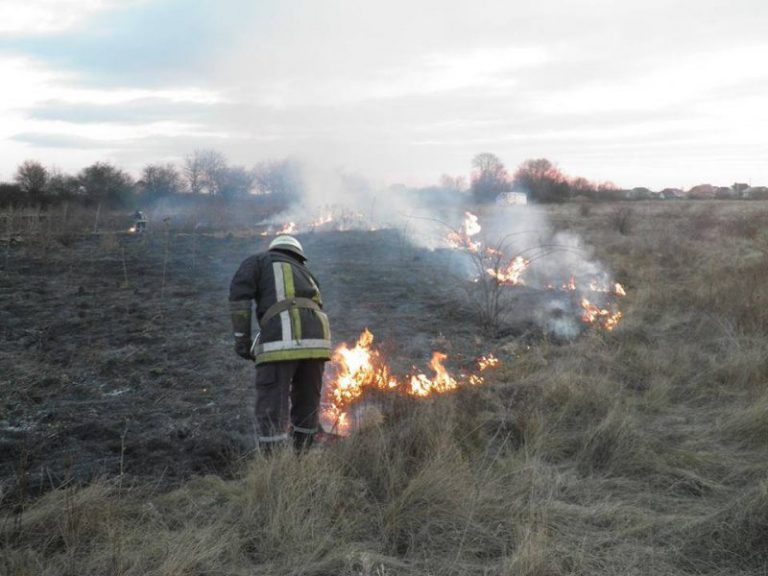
[{"xmin": 0, "ymin": 0, "xmax": 766, "ymax": 189}]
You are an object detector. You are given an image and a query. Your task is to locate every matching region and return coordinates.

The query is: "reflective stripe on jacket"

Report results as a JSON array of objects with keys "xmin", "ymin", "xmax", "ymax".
[{"xmin": 229, "ymin": 250, "xmax": 332, "ymax": 365}]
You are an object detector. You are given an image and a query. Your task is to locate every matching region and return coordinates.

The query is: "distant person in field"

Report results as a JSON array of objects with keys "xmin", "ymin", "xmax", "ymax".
[
  {"xmin": 229, "ymin": 235, "xmax": 332, "ymax": 453},
  {"xmin": 132, "ymin": 210, "xmax": 147, "ymax": 233}
]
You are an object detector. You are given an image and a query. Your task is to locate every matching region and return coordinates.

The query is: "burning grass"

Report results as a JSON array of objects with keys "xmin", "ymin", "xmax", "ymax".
[
  {"xmin": 442, "ymin": 210, "xmax": 627, "ymax": 334},
  {"xmin": 320, "ymin": 329, "xmax": 500, "ymax": 434},
  {"xmin": 3, "ymin": 201, "xmax": 768, "ymax": 575}
]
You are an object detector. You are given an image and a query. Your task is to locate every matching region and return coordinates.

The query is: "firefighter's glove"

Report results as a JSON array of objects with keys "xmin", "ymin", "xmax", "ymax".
[
  {"xmin": 230, "ymin": 300, "xmax": 254, "ymax": 361},
  {"xmin": 234, "ymin": 336, "xmax": 254, "ymax": 361}
]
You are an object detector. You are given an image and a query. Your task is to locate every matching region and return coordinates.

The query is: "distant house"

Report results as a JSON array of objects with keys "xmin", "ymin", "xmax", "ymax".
[
  {"xmin": 744, "ymin": 186, "xmax": 768, "ymax": 200},
  {"xmin": 732, "ymin": 182, "xmax": 750, "ymax": 196},
  {"xmin": 625, "ymin": 187, "xmax": 653, "ymax": 200},
  {"xmin": 497, "ymin": 191, "xmax": 528, "ymax": 205},
  {"xmin": 715, "ymin": 186, "xmax": 738, "ymax": 199},
  {"xmin": 687, "ymin": 184, "xmax": 717, "ymax": 199},
  {"xmin": 659, "ymin": 188, "xmax": 684, "ymax": 200}
]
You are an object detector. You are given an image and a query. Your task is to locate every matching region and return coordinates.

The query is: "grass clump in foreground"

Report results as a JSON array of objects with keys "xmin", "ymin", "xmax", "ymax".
[{"xmin": 3, "ymin": 202, "xmax": 768, "ymax": 575}]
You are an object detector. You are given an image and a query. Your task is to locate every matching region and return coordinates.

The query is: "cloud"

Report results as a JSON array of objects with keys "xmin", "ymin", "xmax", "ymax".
[
  {"xmin": 533, "ymin": 44, "xmax": 768, "ymax": 115},
  {"xmin": 12, "ymin": 132, "xmax": 111, "ymax": 149},
  {"xmin": 28, "ymin": 98, "xmax": 219, "ymax": 125},
  {"xmin": 252, "ymin": 46, "xmax": 549, "ymax": 108},
  {"xmin": 1, "ymin": 0, "xmax": 768, "ymax": 188},
  {"xmin": 0, "ymin": 0, "xmax": 147, "ymax": 35}
]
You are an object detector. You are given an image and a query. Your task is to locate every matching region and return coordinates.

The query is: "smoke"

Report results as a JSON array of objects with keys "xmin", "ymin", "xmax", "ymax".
[
  {"xmin": 264, "ymin": 162, "xmax": 623, "ymax": 339},
  {"xmin": 257, "ymin": 159, "xmax": 467, "ymax": 239}
]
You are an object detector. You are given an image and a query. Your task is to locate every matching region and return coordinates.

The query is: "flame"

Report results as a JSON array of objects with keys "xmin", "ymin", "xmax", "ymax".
[
  {"xmin": 463, "ymin": 212, "xmax": 481, "ymax": 236},
  {"xmin": 128, "ymin": 226, "xmax": 136, "ymax": 234},
  {"xmin": 278, "ymin": 222, "xmax": 297, "ymax": 235},
  {"xmin": 409, "ymin": 352, "xmax": 458, "ymax": 396},
  {"xmin": 478, "ymin": 354, "xmax": 499, "ymax": 370},
  {"xmin": 580, "ymin": 298, "xmax": 623, "ymax": 331},
  {"xmin": 322, "ymin": 330, "xmax": 500, "ymax": 435},
  {"xmin": 447, "ymin": 212, "xmax": 482, "ymax": 252},
  {"xmin": 311, "ymin": 214, "xmax": 334, "ymax": 228},
  {"xmin": 330, "ymin": 329, "xmax": 397, "ymax": 408},
  {"xmin": 487, "ymin": 256, "xmax": 531, "ymax": 286}
]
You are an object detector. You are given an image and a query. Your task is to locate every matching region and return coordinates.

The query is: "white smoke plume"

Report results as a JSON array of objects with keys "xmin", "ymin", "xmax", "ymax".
[{"xmin": 263, "ymin": 162, "xmax": 623, "ymax": 338}]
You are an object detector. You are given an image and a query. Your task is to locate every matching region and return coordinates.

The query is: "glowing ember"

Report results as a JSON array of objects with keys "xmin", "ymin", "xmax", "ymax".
[
  {"xmin": 322, "ymin": 330, "xmax": 500, "ymax": 435},
  {"xmin": 487, "ymin": 256, "xmax": 531, "ymax": 286}
]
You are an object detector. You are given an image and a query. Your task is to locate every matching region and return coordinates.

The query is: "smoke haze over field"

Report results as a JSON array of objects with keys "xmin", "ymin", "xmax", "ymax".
[{"xmin": 1, "ymin": 0, "xmax": 768, "ymax": 188}]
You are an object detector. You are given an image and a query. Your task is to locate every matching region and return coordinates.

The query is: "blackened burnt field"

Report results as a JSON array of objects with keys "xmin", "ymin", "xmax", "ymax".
[{"xmin": 0, "ymin": 225, "xmax": 489, "ymax": 492}]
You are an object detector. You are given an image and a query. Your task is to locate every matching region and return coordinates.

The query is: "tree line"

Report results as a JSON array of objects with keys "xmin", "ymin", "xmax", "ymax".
[
  {"xmin": 466, "ymin": 153, "xmax": 768, "ymax": 203},
  {"xmin": 468, "ymin": 153, "xmax": 619, "ymax": 203},
  {"xmin": 0, "ymin": 150, "xmax": 303, "ymax": 208},
  {"xmin": 3, "ymin": 150, "xmax": 764, "ymax": 209}
]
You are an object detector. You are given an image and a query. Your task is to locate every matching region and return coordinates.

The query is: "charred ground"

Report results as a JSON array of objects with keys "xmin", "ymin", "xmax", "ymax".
[{"xmin": 0, "ymin": 225, "xmax": 491, "ymax": 495}]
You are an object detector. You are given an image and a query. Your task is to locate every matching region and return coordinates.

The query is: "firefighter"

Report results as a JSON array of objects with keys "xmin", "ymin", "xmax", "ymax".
[
  {"xmin": 229, "ymin": 235, "xmax": 332, "ymax": 452},
  {"xmin": 133, "ymin": 210, "xmax": 147, "ymax": 233}
]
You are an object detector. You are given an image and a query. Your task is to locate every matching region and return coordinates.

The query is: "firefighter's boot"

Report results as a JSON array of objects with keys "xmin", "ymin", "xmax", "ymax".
[{"xmin": 292, "ymin": 429, "xmax": 315, "ymax": 453}]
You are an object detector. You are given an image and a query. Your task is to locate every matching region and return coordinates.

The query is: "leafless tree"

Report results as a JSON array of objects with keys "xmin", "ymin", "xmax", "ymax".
[
  {"xmin": 141, "ymin": 163, "xmax": 183, "ymax": 199},
  {"xmin": 183, "ymin": 152, "xmax": 203, "ymax": 194},
  {"xmin": 183, "ymin": 150, "xmax": 231, "ymax": 195},
  {"xmin": 439, "ymin": 174, "xmax": 467, "ymax": 193},
  {"xmin": 15, "ymin": 160, "xmax": 49, "ymax": 199},
  {"xmin": 470, "ymin": 153, "xmax": 511, "ymax": 203},
  {"xmin": 197, "ymin": 150, "xmax": 227, "ymax": 195},
  {"xmin": 253, "ymin": 158, "xmax": 304, "ymax": 204},
  {"xmin": 218, "ymin": 165, "xmax": 255, "ymax": 199}
]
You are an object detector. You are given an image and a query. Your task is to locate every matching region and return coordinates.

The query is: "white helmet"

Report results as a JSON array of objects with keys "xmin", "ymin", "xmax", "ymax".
[{"xmin": 268, "ymin": 235, "xmax": 305, "ymax": 259}]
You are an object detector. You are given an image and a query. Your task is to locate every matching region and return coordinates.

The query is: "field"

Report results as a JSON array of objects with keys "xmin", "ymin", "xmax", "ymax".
[{"xmin": 2, "ymin": 201, "xmax": 768, "ymax": 575}]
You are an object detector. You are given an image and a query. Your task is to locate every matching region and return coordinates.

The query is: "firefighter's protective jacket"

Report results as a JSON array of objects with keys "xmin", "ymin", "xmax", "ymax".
[{"xmin": 229, "ymin": 249, "xmax": 331, "ymax": 365}]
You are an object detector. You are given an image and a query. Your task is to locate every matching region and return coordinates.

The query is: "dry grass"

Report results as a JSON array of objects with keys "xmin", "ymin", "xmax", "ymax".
[{"xmin": 2, "ymin": 201, "xmax": 768, "ymax": 575}]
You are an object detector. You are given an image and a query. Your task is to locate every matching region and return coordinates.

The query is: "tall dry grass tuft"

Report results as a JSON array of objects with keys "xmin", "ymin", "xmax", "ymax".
[
  {"xmin": 683, "ymin": 481, "xmax": 768, "ymax": 572},
  {"xmin": 721, "ymin": 391, "xmax": 768, "ymax": 448},
  {"xmin": 576, "ymin": 404, "xmax": 651, "ymax": 476}
]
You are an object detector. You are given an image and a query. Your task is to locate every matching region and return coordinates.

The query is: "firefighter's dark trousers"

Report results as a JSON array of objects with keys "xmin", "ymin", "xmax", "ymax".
[{"xmin": 254, "ymin": 359, "xmax": 325, "ymax": 450}]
